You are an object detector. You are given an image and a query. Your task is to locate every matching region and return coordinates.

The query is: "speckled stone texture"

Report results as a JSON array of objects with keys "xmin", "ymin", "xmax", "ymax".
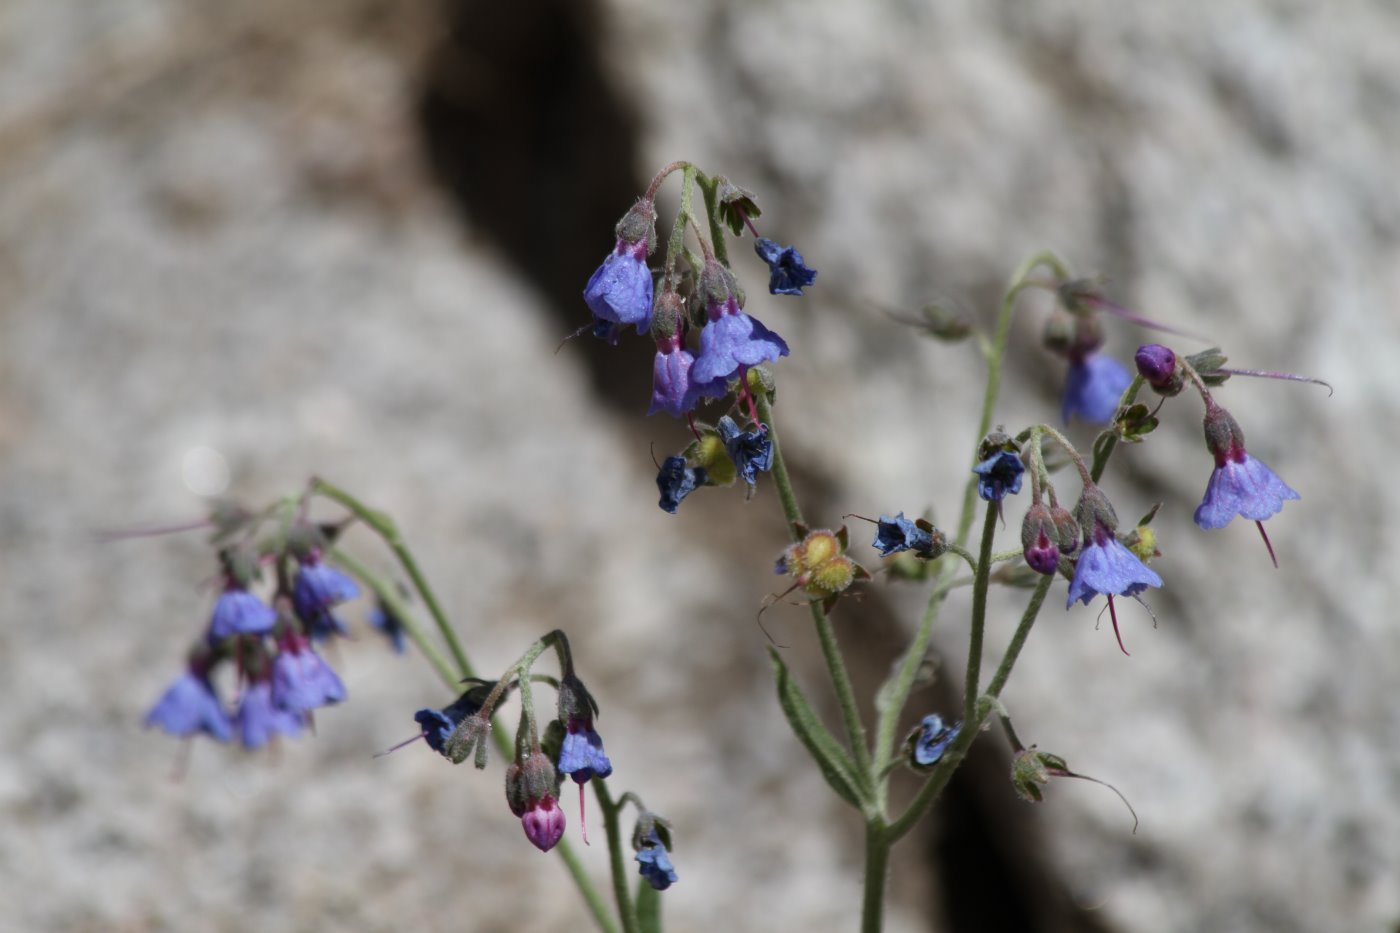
[{"xmin": 2, "ymin": 2, "xmax": 1397, "ymax": 931}]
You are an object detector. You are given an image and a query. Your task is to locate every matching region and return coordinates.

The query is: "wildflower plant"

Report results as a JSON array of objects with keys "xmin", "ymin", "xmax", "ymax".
[{"xmin": 132, "ymin": 162, "xmax": 1327, "ymax": 932}]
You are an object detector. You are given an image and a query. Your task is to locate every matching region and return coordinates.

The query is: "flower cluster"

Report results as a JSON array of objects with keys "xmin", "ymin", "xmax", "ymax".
[
  {"xmin": 145, "ymin": 526, "xmax": 361, "ymax": 750},
  {"xmin": 576, "ymin": 164, "xmax": 817, "ymax": 514}
]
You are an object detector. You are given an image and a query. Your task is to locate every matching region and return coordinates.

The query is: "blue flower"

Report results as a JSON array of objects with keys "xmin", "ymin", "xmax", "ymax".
[
  {"xmin": 145, "ymin": 670, "xmax": 232, "ymax": 741},
  {"xmin": 648, "ymin": 333, "xmax": 725, "ymax": 418},
  {"xmin": 873, "ymin": 513, "xmax": 935, "ymax": 557},
  {"xmin": 415, "ymin": 683, "xmax": 495, "ymax": 757},
  {"xmin": 235, "ymin": 680, "xmax": 302, "ymax": 749},
  {"xmin": 690, "ymin": 296, "xmax": 789, "ymax": 393},
  {"xmin": 292, "ymin": 556, "xmax": 359, "ymax": 640},
  {"xmin": 635, "ymin": 828, "xmax": 678, "ymax": 891},
  {"xmin": 1062, "ymin": 353, "xmax": 1132, "ymax": 425},
  {"xmin": 583, "ymin": 238, "xmax": 653, "ymax": 334},
  {"xmin": 271, "ymin": 634, "xmax": 346, "ymax": 713},
  {"xmin": 208, "ymin": 586, "xmax": 277, "ymax": 640},
  {"xmin": 972, "ymin": 450, "xmax": 1025, "ymax": 502},
  {"xmin": 1194, "ymin": 452, "xmax": 1300, "ymax": 529},
  {"xmin": 657, "ymin": 456, "xmax": 706, "ymax": 514},
  {"xmin": 557, "ymin": 719, "xmax": 613, "ymax": 784},
  {"xmin": 368, "ymin": 603, "xmax": 407, "ymax": 654},
  {"xmin": 1066, "ymin": 522, "xmax": 1163, "ymax": 608},
  {"xmin": 754, "ymin": 237, "xmax": 817, "ymax": 296},
  {"xmin": 716, "ymin": 417, "xmax": 774, "ymax": 487},
  {"xmin": 912, "ymin": 713, "xmax": 961, "ymax": 767}
]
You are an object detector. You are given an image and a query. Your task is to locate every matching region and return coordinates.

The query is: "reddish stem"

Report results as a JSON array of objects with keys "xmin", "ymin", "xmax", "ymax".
[
  {"xmin": 1107, "ymin": 595, "xmax": 1131, "ymax": 656},
  {"xmin": 1255, "ymin": 521, "xmax": 1280, "ymax": 569}
]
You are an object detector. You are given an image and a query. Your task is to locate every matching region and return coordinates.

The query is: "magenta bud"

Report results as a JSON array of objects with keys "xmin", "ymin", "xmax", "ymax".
[
  {"xmin": 520, "ymin": 795, "xmax": 566, "ymax": 852},
  {"xmin": 1135, "ymin": 344, "xmax": 1183, "ymax": 396},
  {"xmin": 1021, "ymin": 504, "xmax": 1060, "ymax": 575}
]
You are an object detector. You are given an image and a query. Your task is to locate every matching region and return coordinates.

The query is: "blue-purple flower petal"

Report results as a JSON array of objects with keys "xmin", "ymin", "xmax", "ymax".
[
  {"xmin": 1193, "ymin": 454, "xmax": 1300, "ymax": 529},
  {"xmin": 1062, "ymin": 353, "xmax": 1132, "ymax": 425},
  {"xmin": 145, "ymin": 671, "xmax": 232, "ymax": 741},
  {"xmin": 583, "ymin": 240, "xmax": 653, "ymax": 334}
]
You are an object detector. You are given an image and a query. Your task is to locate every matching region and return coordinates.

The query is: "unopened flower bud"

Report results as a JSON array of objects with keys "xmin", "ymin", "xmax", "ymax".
[
  {"xmin": 1134, "ymin": 343, "xmax": 1184, "ymax": 396},
  {"xmin": 1050, "ymin": 505, "xmax": 1080, "ymax": 556},
  {"xmin": 1020, "ymin": 504, "xmax": 1060, "ymax": 575}
]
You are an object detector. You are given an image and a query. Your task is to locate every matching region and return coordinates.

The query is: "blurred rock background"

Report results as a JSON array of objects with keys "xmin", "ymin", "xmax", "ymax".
[{"xmin": 2, "ymin": 1, "xmax": 1396, "ymax": 931}]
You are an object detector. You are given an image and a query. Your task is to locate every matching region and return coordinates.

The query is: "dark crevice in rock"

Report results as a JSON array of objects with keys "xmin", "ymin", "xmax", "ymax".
[{"xmin": 416, "ymin": 0, "xmax": 651, "ymax": 409}]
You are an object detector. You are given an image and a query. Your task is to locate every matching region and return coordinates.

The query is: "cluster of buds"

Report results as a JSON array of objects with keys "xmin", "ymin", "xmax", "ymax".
[{"xmin": 144, "ymin": 516, "xmax": 370, "ymax": 750}]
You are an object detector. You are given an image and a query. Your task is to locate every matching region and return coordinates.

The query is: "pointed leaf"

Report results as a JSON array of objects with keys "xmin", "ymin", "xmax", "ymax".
[{"xmin": 768, "ymin": 649, "xmax": 868, "ymax": 809}]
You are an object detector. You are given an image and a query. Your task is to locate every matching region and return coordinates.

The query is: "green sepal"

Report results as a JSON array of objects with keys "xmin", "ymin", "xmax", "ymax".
[
  {"xmin": 768, "ymin": 648, "xmax": 868, "ymax": 809},
  {"xmin": 713, "ymin": 176, "xmax": 761, "ymax": 237},
  {"xmin": 1115, "ymin": 403, "xmax": 1159, "ymax": 443},
  {"xmin": 1136, "ymin": 503, "xmax": 1163, "ymax": 527},
  {"xmin": 916, "ymin": 300, "xmax": 974, "ymax": 341},
  {"xmin": 1185, "ymin": 347, "xmax": 1231, "ymax": 386}
]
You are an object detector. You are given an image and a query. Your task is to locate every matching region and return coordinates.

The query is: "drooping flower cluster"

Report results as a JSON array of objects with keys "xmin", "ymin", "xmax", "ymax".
[
  {"xmin": 578, "ymin": 165, "xmax": 816, "ymax": 514},
  {"xmin": 145, "ymin": 524, "xmax": 362, "ymax": 751}
]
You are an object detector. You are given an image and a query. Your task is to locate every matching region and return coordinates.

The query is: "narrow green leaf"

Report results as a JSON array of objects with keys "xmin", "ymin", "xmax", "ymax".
[{"xmin": 768, "ymin": 648, "xmax": 868, "ymax": 808}]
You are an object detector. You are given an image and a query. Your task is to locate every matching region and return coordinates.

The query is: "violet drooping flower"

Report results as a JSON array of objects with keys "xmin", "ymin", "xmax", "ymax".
[
  {"xmin": 584, "ymin": 238, "xmax": 654, "ymax": 334},
  {"xmin": 235, "ymin": 679, "xmax": 302, "ymax": 749},
  {"xmin": 754, "ymin": 237, "xmax": 817, "ymax": 296},
  {"xmin": 557, "ymin": 719, "xmax": 613, "ymax": 785},
  {"xmin": 649, "ymin": 331, "xmax": 698, "ymax": 418},
  {"xmin": 635, "ymin": 827, "xmax": 679, "ymax": 891},
  {"xmin": 270, "ymin": 633, "xmax": 346, "ymax": 714},
  {"xmin": 292, "ymin": 553, "xmax": 359, "ymax": 639},
  {"xmin": 583, "ymin": 201, "xmax": 657, "ymax": 335},
  {"xmin": 1062, "ymin": 352, "xmax": 1132, "ymax": 425},
  {"xmin": 145, "ymin": 667, "xmax": 232, "ymax": 741},
  {"xmin": 208, "ymin": 585, "xmax": 277, "ymax": 640},
  {"xmin": 689, "ymin": 260, "xmax": 789, "ymax": 396},
  {"xmin": 413, "ymin": 680, "xmax": 500, "ymax": 759},
  {"xmin": 1193, "ymin": 401, "xmax": 1299, "ymax": 567},
  {"xmin": 656, "ymin": 456, "xmax": 706, "ymax": 514},
  {"xmin": 716, "ymin": 416, "xmax": 774, "ymax": 487},
  {"xmin": 873, "ymin": 512, "xmax": 937, "ymax": 558},
  {"xmin": 1067, "ymin": 522, "xmax": 1163, "ymax": 657},
  {"xmin": 910, "ymin": 713, "xmax": 962, "ymax": 768},
  {"xmin": 367, "ymin": 601, "xmax": 407, "ymax": 654},
  {"xmin": 972, "ymin": 450, "xmax": 1025, "ymax": 502}
]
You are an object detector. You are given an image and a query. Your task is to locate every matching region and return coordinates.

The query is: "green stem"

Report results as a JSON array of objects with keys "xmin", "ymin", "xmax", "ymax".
[
  {"xmin": 665, "ymin": 167, "xmax": 697, "ymax": 280},
  {"xmin": 871, "ymin": 573, "xmax": 956, "ymax": 810},
  {"xmin": 860, "ymin": 820, "xmax": 891, "ymax": 933},
  {"xmin": 558, "ymin": 835, "xmax": 620, "ymax": 933},
  {"xmin": 1090, "ymin": 375, "xmax": 1146, "ymax": 483},
  {"xmin": 944, "ymin": 543, "xmax": 979, "ymax": 575},
  {"xmin": 313, "ymin": 481, "xmax": 617, "ymax": 933},
  {"xmin": 954, "ymin": 250, "xmax": 1067, "ymax": 549},
  {"xmin": 325, "ymin": 547, "xmax": 458, "ymax": 688},
  {"xmin": 310, "ymin": 477, "xmax": 474, "ymax": 679},
  {"xmin": 984, "ymin": 574, "xmax": 1054, "ymax": 699},
  {"xmin": 755, "ymin": 393, "xmax": 873, "ymax": 779},
  {"xmin": 595, "ymin": 780, "xmax": 639, "ymax": 933},
  {"xmin": 886, "ymin": 563, "xmax": 1055, "ymax": 843},
  {"xmin": 696, "ymin": 173, "xmax": 731, "ymax": 266},
  {"xmin": 963, "ymin": 503, "xmax": 1000, "ymax": 725}
]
